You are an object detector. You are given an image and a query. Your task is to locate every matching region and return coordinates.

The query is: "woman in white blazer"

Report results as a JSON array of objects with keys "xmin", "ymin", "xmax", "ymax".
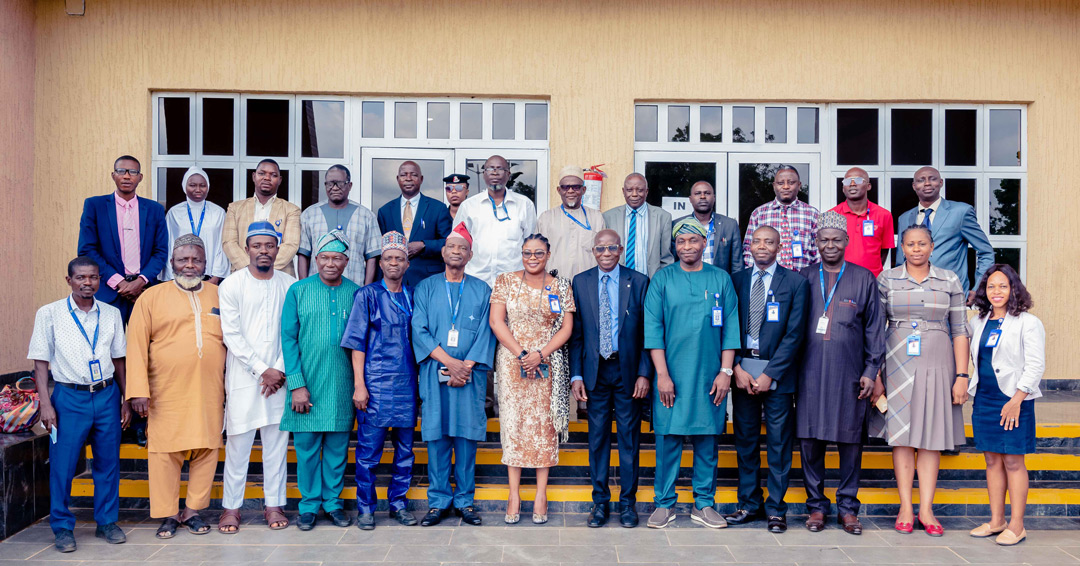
[{"xmin": 966, "ymin": 264, "xmax": 1044, "ymax": 546}]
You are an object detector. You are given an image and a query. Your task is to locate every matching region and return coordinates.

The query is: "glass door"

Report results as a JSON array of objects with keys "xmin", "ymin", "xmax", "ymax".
[
  {"xmin": 454, "ymin": 149, "xmax": 550, "ymax": 212},
  {"xmin": 358, "ymin": 147, "xmax": 455, "ymax": 209},
  {"xmin": 726, "ymin": 152, "xmax": 820, "ymax": 231},
  {"xmin": 633, "ymin": 151, "xmax": 728, "ymax": 218}
]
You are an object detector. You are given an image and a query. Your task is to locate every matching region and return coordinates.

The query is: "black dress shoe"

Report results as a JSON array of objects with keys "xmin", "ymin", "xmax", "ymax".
[
  {"xmin": 455, "ymin": 506, "xmax": 482, "ymax": 526},
  {"xmin": 587, "ymin": 503, "xmax": 609, "ymax": 528},
  {"xmin": 390, "ymin": 509, "xmax": 418, "ymax": 526},
  {"xmin": 297, "ymin": 512, "xmax": 317, "ymax": 531},
  {"xmin": 723, "ymin": 509, "xmax": 766, "ymax": 525},
  {"xmin": 54, "ymin": 529, "xmax": 76, "ymax": 553},
  {"xmin": 620, "ymin": 506, "xmax": 639, "ymax": 528},
  {"xmin": 420, "ymin": 508, "xmax": 450, "ymax": 527},
  {"xmin": 95, "ymin": 522, "xmax": 126, "ymax": 544},
  {"xmin": 768, "ymin": 515, "xmax": 787, "ymax": 533},
  {"xmin": 329, "ymin": 509, "xmax": 352, "ymax": 528},
  {"xmin": 357, "ymin": 512, "xmax": 376, "ymax": 530}
]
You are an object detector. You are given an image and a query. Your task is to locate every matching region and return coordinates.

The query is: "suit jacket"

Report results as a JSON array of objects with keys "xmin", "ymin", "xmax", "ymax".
[
  {"xmin": 968, "ymin": 311, "xmax": 1045, "ymax": 400},
  {"xmin": 569, "ymin": 265, "xmax": 653, "ymax": 392},
  {"xmin": 732, "ymin": 264, "xmax": 809, "ymax": 395},
  {"xmin": 77, "ymin": 194, "xmax": 169, "ymax": 304},
  {"xmin": 671, "ymin": 212, "xmax": 743, "ymax": 275},
  {"xmin": 895, "ymin": 198, "xmax": 993, "ymax": 292},
  {"xmin": 602, "ymin": 204, "xmax": 674, "ymax": 277},
  {"xmin": 377, "ymin": 194, "xmax": 453, "ymax": 287},
  {"xmin": 222, "ymin": 196, "xmax": 302, "ymax": 276}
]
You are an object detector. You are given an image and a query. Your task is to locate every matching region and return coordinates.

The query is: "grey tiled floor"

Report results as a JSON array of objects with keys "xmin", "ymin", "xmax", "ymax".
[{"xmin": 2, "ymin": 512, "xmax": 1080, "ymax": 564}]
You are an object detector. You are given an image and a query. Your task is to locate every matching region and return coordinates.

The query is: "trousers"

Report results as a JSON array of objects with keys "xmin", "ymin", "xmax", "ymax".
[
  {"xmin": 586, "ymin": 357, "xmax": 643, "ymax": 507},
  {"xmin": 222, "ymin": 424, "xmax": 290, "ymax": 509},
  {"xmin": 148, "ymin": 448, "xmax": 218, "ymax": 518},
  {"xmin": 731, "ymin": 388, "xmax": 795, "ymax": 517},
  {"xmin": 355, "ymin": 419, "xmax": 414, "ymax": 514},
  {"xmin": 654, "ymin": 433, "xmax": 717, "ymax": 510},
  {"xmin": 801, "ymin": 438, "xmax": 865, "ymax": 517},
  {"xmin": 426, "ymin": 435, "xmax": 478, "ymax": 509},
  {"xmin": 294, "ymin": 431, "xmax": 351, "ymax": 514}
]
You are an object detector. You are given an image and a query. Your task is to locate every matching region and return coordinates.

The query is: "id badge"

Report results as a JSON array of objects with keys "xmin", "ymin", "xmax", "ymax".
[
  {"xmin": 447, "ymin": 328, "xmax": 460, "ymax": 348},
  {"xmin": 986, "ymin": 329, "xmax": 1002, "ymax": 348},
  {"xmin": 815, "ymin": 316, "xmax": 829, "ymax": 334},
  {"xmin": 766, "ymin": 302, "xmax": 780, "ymax": 322},
  {"xmin": 711, "ymin": 306, "xmax": 723, "ymax": 327},
  {"xmin": 907, "ymin": 334, "xmax": 922, "ymax": 357},
  {"xmin": 89, "ymin": 359, "xmax": 103, "ymax": 382},
  {"xmin": 862, "ymin": 219, "xmax": 875, "ymax": 237},
  {"xmin": 792, "ymin": 240, "xmax": 804, "ymax": 259},
  {"xmin": 548, "ymin": 294, "xmax": 562, "ymax": 313}
]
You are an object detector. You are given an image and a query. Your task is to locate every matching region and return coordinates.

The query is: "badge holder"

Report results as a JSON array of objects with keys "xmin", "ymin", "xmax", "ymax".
[
  {"xmin": 548, "ymin": 294, "xmax": 562, "ymax": 314},
  {"xmin": 447, "ymin": 328, "xmax": 459, "ymax": 348},
  {"xmin": 792, "ymin": 229, "xmax": 804, "ymax": 259},
  {"xmin": 862, "ymin": 219, "xmax": 875, "ymax": 237},
  {"xmin": 711, "ymin": 293, "xmax": 723, "ymax": 327},
  {"xmin": 766, "ymin": 289, "xmax": 780, "ymax": 323},
  {"xmin": 907, "ymin": 321, "xmax": 922, "ymax": 357},
  {"xmin": 986, "ymin": 319, "xmax": 1004, "ymax": 348}
]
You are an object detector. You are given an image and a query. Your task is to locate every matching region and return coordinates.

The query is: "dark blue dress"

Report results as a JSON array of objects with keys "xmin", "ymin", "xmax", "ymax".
[{"xmin": 972, "ymin": 318, "xmax": 1035, "ymax": 455}]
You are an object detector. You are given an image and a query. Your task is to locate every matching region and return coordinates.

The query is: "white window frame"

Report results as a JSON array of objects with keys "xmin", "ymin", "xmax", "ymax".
[
  {"xmin": 633, "ymin": 151, "xmax": 729, "ymax": 216},
  {"xmin": 295, "ymin": 95, "xmax": 351, "ymax": 166},
  {"xmin": 240, "ymin": 93, "xmax": 296, "ymax": 162},
  {"xmin": 984, "ymin": 104, "xmax": 1028, "ymax": 173},
  {"xmin": 885, "ymin": 103, "xmax": 939, "ymax": 172},
  {"xmin": 153, "ymin": 92, "xmax": 196, "ymax": 161},
  {"xmin": 726, "ymin": 152, "xmax": 822, "ymax": 215},
  {"xmin": 357, "ymin": 147, "xmax": 455, "ymax": 209},
  {"xmin": 195, "ymin": 93, "xmax": 240, "ymax": 163},
  {"xmin": 634, "ymin": 103, "xmax": 826, "ymax": 154},
  {"xmin": 454, "ymin": 148, "xmax": 551, "ymax": 213}
]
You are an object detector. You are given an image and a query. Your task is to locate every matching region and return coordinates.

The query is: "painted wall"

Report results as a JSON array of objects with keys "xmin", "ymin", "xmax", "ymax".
[{"xmin": 21, "ymin": 0, "xmax": 1080, "ymax": 376}]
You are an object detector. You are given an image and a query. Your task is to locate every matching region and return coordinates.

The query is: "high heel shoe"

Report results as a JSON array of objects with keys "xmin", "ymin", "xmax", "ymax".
[
  {"xmin": 505, "ymin": 498, "xmax": 521, "ymax": 524},
  {"xmin": 532, "ymin": 513, "xmax": 548, "ymax": 524}
]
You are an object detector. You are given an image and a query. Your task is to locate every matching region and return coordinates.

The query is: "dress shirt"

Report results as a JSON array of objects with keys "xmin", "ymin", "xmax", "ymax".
[
  {"xmin": 745, "ymin": 261, "xmax": 777, "ymax": 350},
  {"xmin": 625, "ymin": 204, "xmax": 649, "ymax": 276},
  {"xmin": 915, "ymin": 197, "xmax": 942, "ymax": 226},
  {"xmin": 400, "ymin": 194, "xmax": 420, "ymax": 226},
  {"xmin": 572, "ymin": 265, "xmax": 621, "ymax": 384},
  {"xmin": 253, "ymin": 195, "xmax": 276, "ymax": 222},
  {"xmin": 27, "ymin": 296, "xmax": 126, "ymax": 385},
  {"xmin": 742, "ymin": 198, "xmax": 820, "ymax": 271},
  {"xmin": 452, "ymin": 189, "xmax": 537, "ymax": 287},
  {"xmin": 109, "ymin": 192, "xmax": 146, "ymax": 288}
]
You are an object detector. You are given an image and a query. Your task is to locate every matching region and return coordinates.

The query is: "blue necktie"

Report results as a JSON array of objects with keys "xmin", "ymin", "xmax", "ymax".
[
  {"xmin": 600, "ymin": 274, "xmax": 613, "ymax": 358},
  {"xmin": 626, "ymin": 209, "xmax": 637, "ymax": 270},
  {"xmin": 921, "ymin": 208, "xmax": 933, "ymax": 231}
]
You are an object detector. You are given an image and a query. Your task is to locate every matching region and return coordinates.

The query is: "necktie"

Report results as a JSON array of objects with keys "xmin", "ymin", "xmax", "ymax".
[
  {"xmin": 625, "ymin": 209, "xmax": 637, "ymax": 271},
  {"xmin": 121, "ymin": 202, "xmax": 140, "ymax": 275},
  {"xmin": 703, "ymin": 219, "xmax": 715, "ymax": 265},
  {"xmin": 749, "ymin": 269, "xmax": 766, "ymax": 340},
  {"xmin": 599, "ymin": 274, "xmax": 613, "ymax": 358},
  {"xmin": 402, "ymin": 202, "xmax": 414, "ymax": 235},
  {"xmin": 920, "ymin": 208, "xmax": 933, "ymax": 231}
]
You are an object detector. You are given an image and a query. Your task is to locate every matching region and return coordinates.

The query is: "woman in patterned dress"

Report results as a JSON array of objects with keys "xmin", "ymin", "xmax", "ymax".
[
  {"xmin": 871, "ymin": 224, "xmax": 970, "ymax": 536},
  {"xmin": 489, "ymin": 234, "xmax": 576, "ymax": 525}
]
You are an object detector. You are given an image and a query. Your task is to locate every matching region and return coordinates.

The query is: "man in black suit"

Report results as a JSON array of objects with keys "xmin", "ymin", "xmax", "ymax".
[
  {"xmin": 376, "ymin": 161, "xmax": 452, "ymax": 287},
  {"xmin": 569, "ymin": 229, "xmax": 652, "ymax": 528},
  {"xmin": 724, "ymin": 225, "xmax": 809, "ymax": 533},
  {"xmin": 671, "ymin": 181, "xmax": 743, "ymax": 275}
]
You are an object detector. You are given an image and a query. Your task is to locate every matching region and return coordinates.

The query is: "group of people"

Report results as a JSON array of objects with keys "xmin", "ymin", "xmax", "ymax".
[{"xmin": 27, "ymin": 153, "xmax": 1044, "ymax": 554}]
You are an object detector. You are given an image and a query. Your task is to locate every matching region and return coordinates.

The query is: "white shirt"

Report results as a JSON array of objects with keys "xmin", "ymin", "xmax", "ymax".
[
  {"xmin": 624, "ymin": 204, "xmax": 649, "ymax": 276},
  {"xmin": 218, "ymin": 268, "xmax": 296, "ymax": 434},
  {"xmin": 745, "ymin": 261, "xmax": 777, "ymax": 350},
  {"xmin": 27, "ymin": 296, "xmax": 126, "ymax": 385},
  {"xmin": 253, "ymin": 195, "xmax": 276, "ymax": 222},
  {"xmin": 915, "ymin": 197, "xmax": 942, "ymax": 226},
  {"xmin": 163, "ymin": 199, "xmax": 231, "ymax": 280},
  {"xmin": 452, "ymin": 189, "xmax": 537, "ymax": 287}
]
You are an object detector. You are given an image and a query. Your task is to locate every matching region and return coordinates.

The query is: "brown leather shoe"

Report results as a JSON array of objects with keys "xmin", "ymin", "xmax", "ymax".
[
  {"xmin": 839, "ymin": 513, "xmax": 862, "ymax": 535},
  {"xmin": 805, "ymin": 511, "xmax": 825, "ymax": 532}
]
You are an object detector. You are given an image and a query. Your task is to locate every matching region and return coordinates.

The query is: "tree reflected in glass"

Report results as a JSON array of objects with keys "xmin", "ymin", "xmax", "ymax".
[{"xmin": 737, "ymin": 163, "xmax": 810, "ymax": 230}]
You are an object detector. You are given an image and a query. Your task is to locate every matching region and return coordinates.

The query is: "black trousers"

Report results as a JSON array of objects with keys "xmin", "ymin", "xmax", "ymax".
[
  {"xmin": 586, "ymin": 357, "xmax": 642, "ymax": 507},
  {"xmin": 800, "ymin": 438, "xmax": 864, "ymax": 517},
  {"xmin": 731, "ymin": 387, "xmax": 795, "ymax": 517}
]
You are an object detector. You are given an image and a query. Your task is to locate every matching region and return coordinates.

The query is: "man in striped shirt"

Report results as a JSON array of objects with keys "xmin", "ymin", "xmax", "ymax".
[{"xmin": 741, "ymin": 166, "xmax": 820, "ymax": 271}]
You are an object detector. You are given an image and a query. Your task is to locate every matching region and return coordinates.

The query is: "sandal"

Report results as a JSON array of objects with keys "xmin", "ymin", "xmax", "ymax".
[
  {"xmin": 156, "ymin": 517, "xmax": 180, "ymax": 539},
  {"xmin": 264, "ymin": 506, "xmax": 290, "ymax": 530},
  {"xmin": 182, "ymin": 513, "xmax": 211, "ymax": 535},
  {"xmin": 217, "ymin": 509, "xmax": 242, "ymax": 534}
]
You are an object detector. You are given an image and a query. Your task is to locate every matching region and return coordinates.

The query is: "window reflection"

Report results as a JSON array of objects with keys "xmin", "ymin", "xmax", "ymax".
[
  {"xmin": 245, "ymin": 99, "xmax": 290, "ymax": 157},
  {"xmin": 427, "ymin": 102, "xmax": 450, "ymax": 139},
  {"xmin": 525, "ymin": 103, "xmax": 548, "ymax": 140},
  {"xmin": 202, "ymin": 98, "xmax": 234, "ymax": 156},
  {"xmin": 989, "ymin": 109, "xmax": 1021, "ymax": 166},
  {"xmin": 733, "ymin": 106, "xmax": 755, "ymax": 143},
  {"xmin": 465, "ymin": 158, "xmax": 537, "ymax": 204},
  {"xmin": 635, "ymin": 105, "xmax": 658, "ymax": 142},
  {"xmin": 944, "ymin": 177, "xmax": 976, "ymax": 210},
  {"xmin": 300, "ymin": 170, "xmax": 327, "ymax": 211},
  {"xmin": 460, "ymin": 103, "xmax": 483, "ymax": 139},
  {"xmin": 301, "ymin": 100, "xmax": 345, "ymax": 158},
  {"xmin": 643, "ymin": 162, "xmax": 717, "ymax": 216},
  {"xmin": 395, "ymin": 102, "xmax": 417, "ymax": 139},
  {"xmin": 371, "ymin": 159, "xmax": 445, "ymax": 207},
  {"xmin": 989, "ymin": 178, "xmax": 1021, "ymax": 235},
  {"xmin": 668, "ymin": 106, "xmax": 689, "ymax": 142},
  {"xmin": 765, "ymin": 107, "xmax": 786, "ymax": 143},
  {"xmin": 889, "ymin": 178, "xmax": 917, "ymax": 236},
  {"xmin": 700, "ymin": 106, "xmax": 722, "ymax": 142},
  {"xmin": 362, "ymin": 101, "xmax": 384, "ymax": 138},
  {"xmin": 797, "ymin": 107, "xmax": 819, "ymax": 144},
  {"xmin": 158, "ymin": 98, "xmax": 190, "ymax": 155},
  {"xmin": 737, "ymin": 162, "xmax": 809, "ymax": 229},
  {"xmin": 493, "ymin": 103, "xmax": 515, "ymax": 140}
]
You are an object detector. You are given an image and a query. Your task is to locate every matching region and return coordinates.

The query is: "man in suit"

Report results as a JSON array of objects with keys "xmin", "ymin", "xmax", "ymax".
[
  {"xmin": 671, "ymin": 181, "xmax": 742, "ymax": 275},
  {"xmin": 77, "ymin": 155, "xmax": 169, "ymax": 323},
  {"xmin": 602, "ymin": 173, "xmax": 674, "ymax": 278},
  {"xmin": 222, "ymin": 158, "xmax": 302, "ymax": 277},
  {"xmin": 569, "ymin": 229, "xmax": 652, "ymax": 529},
  {"xmin": 297, "ymin": 164, "xmax": 381, "ymax": 285},
  {"xmin": 377, "ymin": 161, "xmax": 452, "ymax": 287},
  {"xmin": 724, "ymin": 225, "xmax": 809, "ymax": 533},
  {"xmin": 895, "ymin": 166, "xmax": 994, "ymax": 295}
]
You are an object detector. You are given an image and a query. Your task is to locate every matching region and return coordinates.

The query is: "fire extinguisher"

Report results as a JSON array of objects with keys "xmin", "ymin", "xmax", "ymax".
[{"xmin": 582, "ymin": 165, "xmax": 606, "ymax": 210}]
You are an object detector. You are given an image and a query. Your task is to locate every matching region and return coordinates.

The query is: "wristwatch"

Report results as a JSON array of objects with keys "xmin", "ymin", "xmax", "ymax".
[
  {"xmin": 720, "ymin": 367, "xmax": 734, "ymax": 377},
  {"xmin": 517, "ymin": 350, "xmax": 529, "ymax": 360}
]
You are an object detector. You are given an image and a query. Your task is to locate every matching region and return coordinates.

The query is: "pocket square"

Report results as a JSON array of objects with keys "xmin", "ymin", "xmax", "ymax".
[{"xmin": 210, "ymin": 307, "xmax": 221, "ymax": 315}]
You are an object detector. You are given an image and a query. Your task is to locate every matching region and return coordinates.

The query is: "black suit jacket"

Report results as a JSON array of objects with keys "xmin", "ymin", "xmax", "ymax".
[
  {"xmin": 732, "ymin": 264, "xmax": 809, "ymax": 395},
  {"xmin": 569, "ymin": 265, "xmax": 653, "ymax": 392},
  {"xmin": 377, "ymin": 194, "xmax": 452, "ymax": 287}
]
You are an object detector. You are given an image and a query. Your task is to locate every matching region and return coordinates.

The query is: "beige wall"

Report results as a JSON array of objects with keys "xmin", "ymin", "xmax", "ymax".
[{"xmin": 20, "ymin": 0, "xmax": 1080, "ymax": 376}]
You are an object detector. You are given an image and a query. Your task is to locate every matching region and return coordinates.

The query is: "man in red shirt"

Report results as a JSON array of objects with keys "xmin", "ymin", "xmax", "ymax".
[{"xmin": 830, "ymin": 168, "xmax": 894, "ymax": 277}]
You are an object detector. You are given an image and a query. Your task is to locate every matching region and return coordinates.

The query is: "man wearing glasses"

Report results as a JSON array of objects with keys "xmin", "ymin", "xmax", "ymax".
[
  {"xmin": 77, "ymin": 155, "xmax": 169, "ymax": 323},
  {"xmin": 536, "ymin": 166, "xmax": 607, "ymax": 280},
  {"xmin": 829, "ymin": 168, "xmax": 895, "ymax": 277},
  {"xmin": 376, "ymin": 160, "xmax": 453, "ymax": 287},
  {"xmin": 443, "ymin": 173, "xmax": 470, "ymax": 221},
  {"xmin": 297, "ymin": 164, "xmax": 382, "ymax": 285}
]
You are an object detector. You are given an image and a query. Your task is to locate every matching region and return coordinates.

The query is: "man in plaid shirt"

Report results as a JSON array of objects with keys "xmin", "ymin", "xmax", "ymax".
[{"xmin": 742, "ymin": 166, "xmax": 820, "ymax": 271}]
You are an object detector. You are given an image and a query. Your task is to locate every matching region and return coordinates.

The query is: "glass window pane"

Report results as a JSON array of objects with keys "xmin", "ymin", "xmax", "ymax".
[
  {"xmin": 371, "ymin": 159, "xmax": 445, "ymax": 208},
  {"xmin": 156, "ymin": 167, "xmax": 187, "ymax": 209},
  {"xmin": 890, "ymin": 177, "xmax": 918, "ymax": 236},
  {"xmin": 203, "ymin": 168, "xmax": 236, "ymax": 211},
  {"xmin": 245, "ymin": 99, "xmax": 290, "ymax": 157},
  {"xmin": 765, "ymin": 107, "xmax": 786, "ymax": 143},
  {"xmin": 300, "ymin": 100, "xmax": 345, "ymax": 158},
  {"xmin": 395, "ymin": 102, "xmax": 417, "ymax": 139},
  {"xmin": 667, "ymin": 105, "xmax": 690, "ymax": 142},
  {"xmin": 944, "ymin": 109, "xmax": 977, "ymax": 166},
  {"xmin": 635, "ymin": 105, "xmax": 658, "ymax": 142},
  {"xmin": 245, "ymin": 168, "xmax": 290, "ymax": 201},
  {"xmin": 994, "ymin": 247, "xmax": 1021, "ymax": 276},
  {"xmin": 700, "ymin": 106, "xmax": 723, "ymax": 142},
  {"xmin": 835, "ymin": 177, "xmax": 880, "ymax": 205},
  {"xmin": 737, "ymin": 163, "xmax": 810, "ymax": 230},
  {"xmin": 362, "ymin": 101, "xmax": 384, "ymax": 138},
  {"xmin": 525, "ymin": 103, "xmax": 548, "ymax": 140},
  {"xmin": 733, "ymin": 106, "xmax": 755, "ymax": 143},
  {"xmin": 300, "ymin": 169, "xmax": 327, "ymax": 211},
  {"xmin": 465, "ymin": 158, "xmax": 537, "ymax": 204},
  {"xmin": 945, "ymin": 177, "xmax": 976, "ymax": 210},
  {"xmin": 492, "ymin": 103, "xmax": 515, "ymax": 140},
  {"xmin": 989, "ymin": 178, "xmax": 1021, "ymax": 235},
  {"xmin": 797, "ymin": 107, "xmax": 819, "ymax": 144},
  {"xmin": 158, "ymin": 98, "xmax": 190, "ymax": 155},
  {"xmin": 426, "ymin": 102, "xmax": 450, "ymax": 139},
  {"xmin": 642, "ymin": 162, "xmax": 717, "ymax": 217},
  {"xmin": 989, "ymin": 109, "xmax": 1021, "ymax": 166},
  {"xmin": 836, "ymin": 108, "xmax": 879, "ymax": 165},
  {"xmin": 202, "ymin": 97, "xmax": 234, "ymax": 156},
  {"xmin": 890, "ymin": 108, "xmax": 933, "ymax": 166},
  {"xmin": 460, "ymin": 103, "xmax": 482, "ymax": 139}
]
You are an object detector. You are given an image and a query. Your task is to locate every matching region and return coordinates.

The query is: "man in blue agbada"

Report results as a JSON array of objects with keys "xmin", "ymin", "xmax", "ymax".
[
  {"xmin": 341, "ymin": 231, "xmax": 419, "ymax": 530},
  {"xmin": 644, "ymin": 218, "xmax": 741, "ymax": 530},
  {"xmin": 411, "ymin": 223, "xmax": 495, "ymax": 527}
]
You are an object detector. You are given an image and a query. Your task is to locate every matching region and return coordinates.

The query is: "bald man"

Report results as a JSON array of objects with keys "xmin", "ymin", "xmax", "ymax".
[
  {"xmin": 602, "ymin": 173, "xmax": 674, "ymax": 277},
  {"xmin": 671, "ymin": 181, "xmax": 743, "ymax": 275},
  {"xmin": 377, "ymin": 160, "xmax": 453, "ymax": 287},
  {"xmin": 829, "ymin": 168, "xmax": 894, "ymax": 277},
  {"xmin": 895, "ymin": 166, "xmax": 993, "ymax": 293}
]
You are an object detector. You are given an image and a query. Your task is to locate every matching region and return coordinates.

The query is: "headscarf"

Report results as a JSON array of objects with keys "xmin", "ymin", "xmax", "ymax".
[
  {"xmin": 381, "ymin": 231, "xmax": 408, "ymax": 254},
  {"xmin": 247, "ymin": 221, "xmax": 279, "ymax": 242},
  {"xmin": 316, "ymin": 229, "xmax": 350, "ymax": 256},
  {"xmin": 818, "ymin": 210, "xmax": 848, "ymax": 234},
  {"xmin": 181, "ymin": 165, "xmax": 210, "ymax": 198},
  {"xmin": 672, "ymin": 217, "xmax": 708, "ymax": 239}
]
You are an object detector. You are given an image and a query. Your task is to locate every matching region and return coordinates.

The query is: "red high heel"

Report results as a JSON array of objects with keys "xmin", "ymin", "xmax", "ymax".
[{"xmin": 894, "ymin": 517, "xmax": 914, "ymax": 534}]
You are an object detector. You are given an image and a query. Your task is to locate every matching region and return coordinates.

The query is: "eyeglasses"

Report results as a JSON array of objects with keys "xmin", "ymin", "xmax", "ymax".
[
  {"xmin": 114, "ymin": 168, "xmax": 140, "ymax": 176},
  {"xmin": 559, "ymin": 184, "xmax": 585, "ymax": 192},
  {"xmin": 324, "ymin": 180, "xmax": 349, "ymax": 189},
  {"xmin": 593, "ymin": 245, "xmax": 620, "ymax": 254},
  {"xmin": 521, "ymin": 250, "xmax": 547, "ymax": 259},
  {"xmin": 483, "ymin": 166, "xmax": 508, "ymax": 173},
  {"xmin": 445, "ymin": 185, "xmax": 468, "ymax": 193},
  {"xmin": 840, "ymin": 177, "xmax": 867, "ymax": 187}
]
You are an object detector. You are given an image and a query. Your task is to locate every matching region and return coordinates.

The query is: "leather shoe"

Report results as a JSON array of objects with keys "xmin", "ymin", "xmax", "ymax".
[
  {"xmin": 356, "ymin": 512, "xmax": 375, "ymax": 530},
  {"xmin": 455, "ymin": 506, "xmax": 482, "ymax": 526},
  {"xmin": 767, "ymin": 515, "xmax": 787, "ymax": 533},
  {"xmin": 95, "ymin": 522, "xmax": 126, "ymax": 544},
  {"xmin": 297, "ymin": 512, "xmax": 317, "ymax": 531},
  {"xmin": 620, "ymin": 506, "xmax": 639, "ymax": 528},
  {"xmin": 805, "ymin": 511, "xmax": 826, "ymax": 532},
  {"xmin": 54, "ymin": 529, "xmax": 76, "ymax": 553},
  {"xmin": 420, "ymin": 508, "xmax": 450, "ymax": 527},
  {"xmin": 723, "ymin": 509, "xmax": 766, "ymax": 525},
  {"xmin": 587, "ymin": 503, "xmax": 609, "ymax": 528},
  {"xmin": 390, "ymin": 509, "xmax": 418, "ymax": 526},
  {"xmin": 839, "ymin": 514, "xmax": 862, "ymax": 535},
  {"xmin": 329, "ymin": 509, "xmax": 352, "ymax": 528}
]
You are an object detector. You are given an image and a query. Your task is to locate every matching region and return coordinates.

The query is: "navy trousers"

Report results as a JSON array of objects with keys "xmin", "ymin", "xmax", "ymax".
[
  {"xmin": 355, "ymin": 419, "xmax": 414, "ymax": 514},
  {"xmin": 586, "ymin": 357, "xmax": 642, "ymax": 507},
  {"xmin": 801, "ymin": 438, "xmax": 864, "ymax": 517},
  {"xmin": 731, "ymin": 388, "xmax": 795, "ymax": 517}
]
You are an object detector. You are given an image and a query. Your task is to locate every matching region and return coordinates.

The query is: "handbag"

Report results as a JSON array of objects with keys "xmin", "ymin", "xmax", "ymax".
[{"xmin": 0, "ymin": 377, "xmax": 40, "ymax": 433}]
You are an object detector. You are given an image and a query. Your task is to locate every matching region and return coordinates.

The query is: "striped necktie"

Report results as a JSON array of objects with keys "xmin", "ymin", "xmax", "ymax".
[
  {"xmin": 625, "ymin": 209, "xmax": 637, "ymax": 271},
  {"xmin": 749, "ymin": 269, "xmax": 767, "ymax": 340}
]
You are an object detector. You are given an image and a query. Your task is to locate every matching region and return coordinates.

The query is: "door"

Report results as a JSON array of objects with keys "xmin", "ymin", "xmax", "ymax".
[
  {"xmin": 634, "ymin": 151, "xmax": 728, "ymax": 218},
  {"xmin": 359, "ymin": 147, "xmax": 455, "ymax": 209},
  {"xmin": 726, "ymin": 152, "xmax": 820, "ymax": 232},
  {"xmin": 455, "ymin": 148, "xmax": 550, "ymax": 212}
]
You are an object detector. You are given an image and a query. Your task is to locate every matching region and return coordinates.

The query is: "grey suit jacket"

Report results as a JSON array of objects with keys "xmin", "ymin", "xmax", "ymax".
[
  {"xmin": 671, "ymin": 212, "xmax": 743, "ymax": 275},
  {"xmin": 895, "ymin": 198, "xmax": 994, "ymax": 293},
  {"xmin": 602, "ymin": 204, "xmax": 674, "ymax": 277}
]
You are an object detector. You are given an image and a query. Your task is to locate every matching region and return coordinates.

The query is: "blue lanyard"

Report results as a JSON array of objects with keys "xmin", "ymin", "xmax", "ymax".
[
  {"xmin": 490, "ymin": 197, "xmax": 510, "ymax": 222},
  {"xmin": 818, "ymin": 262, "xmax": 847, "ymax": 313},
  {"xmin": 381, "ymin": 281, "xmax": 412, "ymax": 317},
  {"xmin": 186, "ymin": 202, "xmax": 206, "ymax": 237},
  {"xmin": 560, "ymin": 205, "xmax": 591, "ymax": 230},
  {"xmin": 445, "ymin": 276, "xmax": 465, "ymax": 328},
  {"xmin": 67, "ymin": 297, "xmax": 100, "ymax": 356}
]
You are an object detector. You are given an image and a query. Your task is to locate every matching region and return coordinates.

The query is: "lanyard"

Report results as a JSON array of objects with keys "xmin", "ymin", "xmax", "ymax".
[
  {"xmin": 67, "ymin": 297, "xmax": 100, "ymax": 356},
  {"xmin": 381, "ymin": 281, "xmax": 412, "ymax": 317},
  {"xmin": 560, "ymin": 205, "xmax": 591, "ymax": 230},
  {"xmin": 186, "ymin": 202, "xmax": 206, "ymax": 237},
  {"xmin": 445, "ymin": 276, "xmax": 465, "ymax": 328},
  {"xmin": 490, "ymin": 198, "xmax": 510, "ymax": 222},
  {"xmin": 818, "ymin": 262, "xmax": 847, "ymax": 313}
]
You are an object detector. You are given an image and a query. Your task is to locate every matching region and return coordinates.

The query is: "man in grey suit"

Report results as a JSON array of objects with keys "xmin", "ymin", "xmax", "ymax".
[
  {"xmin": 895, "ymin": 166, "xmax": 994, "ymax": 295},
  {"xmin": 671, "ymin": 181, "xmax": 743, "ymax": 275},
  {"xmin": 602, "ymin": 173, "xmax": 674, "ymax": 277}
]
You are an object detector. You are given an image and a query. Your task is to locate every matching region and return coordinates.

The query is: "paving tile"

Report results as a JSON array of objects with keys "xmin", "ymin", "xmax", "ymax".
[
  {"xmin": 383, "ymin": 544, "xmax": 503, "ymax": 563},
  {"xmin": 501, "ymin": 544, "xmax": 617, "ymax": 563},
  {"xmin": 226, "ymin": 526, "xmax": 347, "ymax": 545},
  {"xmin": 615, "ymin": 545, "xmax": 736, "ymax": 563},
  {"xmin": 478, "ymin": 513, "xmax": 567, "ymax": 527},
  {"xmin": 726, "ymin": 545, "xmax": 851, "ymax": 563},
  {"xmin": 147, "ymin": 544, "xmax": 278, "ymax": 562},
  {"xmin": 558, "ymin": 526, "xmax": 669, "ymax": 545},
  {"xmin": 774, "ymin": 528, "xmax": 891, "ymax": 546},
  {"xmin": 341, "ymin": 526, "xmax": 452, "ymax": 545},
  {"xmin": 840, "ymin": 546, "xmax": 966, "ymax": 564},
  {"xmin": 52, "ymin": 543, "xmax": 165, "ymax": 562},
  {"xmin": 0, "ymin": 543, "xmax": 52, "ymax": 560},
  {"xmin": 665, "ymin": 528, "xmax": 777, "ymax": 547},
  {"xmin": 948, "ymin": 542, "xmax": 1080, "ymax": 563},
  {"xmin": 450, "ymin": 527, "xmax": 558, "ymax": 546},
  {"xmin": 267, "ymin": 544, "xmax": 390, "ymax": 562}
]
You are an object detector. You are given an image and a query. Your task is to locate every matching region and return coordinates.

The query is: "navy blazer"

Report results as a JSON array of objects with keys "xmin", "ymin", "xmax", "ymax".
[
  {"xmin": 732, "ymin": 264, "xmax": 809, "ymax": 395},
  {"xmin": 568, "ymin": 265, "xmax": 653, "ymax": 392},
  {"xmin": 670, "ymin": 212, "xmax": 744, "ymax": 275},
  {"xmin": 77, "ymin": 194, "xmax": 169, "ymax": 304},
  {"xmin": 377, "ymin": 194, "xmax": 453, "ymax": 287},
  {"xmin": 895, "ymin": 198, "xmax": 994, "ymax": 293}
]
